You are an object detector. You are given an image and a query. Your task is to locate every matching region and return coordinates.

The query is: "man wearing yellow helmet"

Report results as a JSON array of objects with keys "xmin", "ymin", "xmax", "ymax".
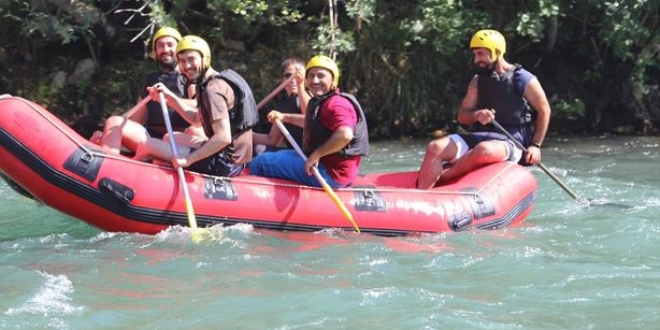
[
  {"xmin": 89, "ymin": 27, "xmax": 202, "ymax": 155},
  {"xmin": 417, "ymin": 29, "xmax": 552, "ymax": 189},
  {"xmin": 248, "ymin": 55, "xmax": 370, "ymax": 188},
  {"xmin": 134, "ymin": 35, "xmax": 259, "ymax": 177}
]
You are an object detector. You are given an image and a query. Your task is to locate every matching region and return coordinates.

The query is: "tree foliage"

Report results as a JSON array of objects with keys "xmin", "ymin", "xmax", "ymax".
[{"xmin": 0, "ymin": 0, "xmax": 658, "ymax": 137}]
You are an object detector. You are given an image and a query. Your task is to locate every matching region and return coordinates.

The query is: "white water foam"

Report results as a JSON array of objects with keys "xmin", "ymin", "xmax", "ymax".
[{"xmin": 5, "ymin": 270, "xmax": 85, "ymax": 317}]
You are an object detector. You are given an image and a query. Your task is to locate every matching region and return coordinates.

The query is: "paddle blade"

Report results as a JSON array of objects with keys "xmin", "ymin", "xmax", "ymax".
[
  {"xmin": 185, "ymin": 198, "xmax": 198, "ymax": 230},
  {"xmin": 275, "ymin": 119, "xmax": 360, "ymax": 233},
  {"xmin": 319, "ymin": 178, "xmax": 360, "ymax": 233},
  {"xmin": 184, "ymin": 194, "xmax": 204, "ymax": 243}
]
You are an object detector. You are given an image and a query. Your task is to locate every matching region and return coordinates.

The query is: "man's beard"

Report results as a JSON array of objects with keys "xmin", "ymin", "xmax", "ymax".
[
  {"xmin": 474, "ymin": 59, "xmax": 497, "ymax": 75},
  {"xmin": 159, "ymin": 59, "xmax": 177, "ymax": 71}
]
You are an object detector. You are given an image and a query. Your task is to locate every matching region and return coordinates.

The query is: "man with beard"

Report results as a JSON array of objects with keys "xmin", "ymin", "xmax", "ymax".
[
  {"xmin": 134, "ymin": 35, "xmax": 258, "ymax": 177},
  {"xmin": 248, "ymin": 55, "xmax": 370, "ymax": 188},
  {"xmin": 416, "ymin": 29, "xmax": 551, "ymax": 189},
  {"xmin": 90, "ymin": 27, "xmax": 202, "ymax": 155}
]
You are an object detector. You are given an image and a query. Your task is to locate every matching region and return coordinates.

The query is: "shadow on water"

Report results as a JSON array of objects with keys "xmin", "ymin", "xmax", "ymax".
[
  {"xmin": 0, "ymin": 179, "xmax": 99, "ymax": 242},
  {"xmin": 0, "ymin": 172, "xmax": 37, "ymax": 202}
]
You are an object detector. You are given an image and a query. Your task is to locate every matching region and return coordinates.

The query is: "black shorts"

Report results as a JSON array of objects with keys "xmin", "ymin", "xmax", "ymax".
[{"xmin": 188, "ymin": 148, "xmax": 245, "ymax": 177}]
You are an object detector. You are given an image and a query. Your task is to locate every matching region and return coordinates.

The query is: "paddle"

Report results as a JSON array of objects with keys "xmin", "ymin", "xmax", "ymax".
[
  {"xmin": 273, "ymin": 119, "xmax": 361, "ymax": 233},
  {"xmin": 90, "ymin": 97, "xmax": 151, "ymax": 145},
  {"xmin": 490, "ymin": 120, "xmax": 585, "ymax": 200},
  {"xmin": 158, "ymin": 91, "xmax": 201, "ymax": 241},
  {"xmin": 490, "ymin": 119, "xmax": 629, "ymax": 208},
  {"xmin": 123, "ymin": 96, "xmax": 151, "ymax": 119},
  {"xmin": 257, "ymin": 75, "xmax": 295, "ymax": 110}
]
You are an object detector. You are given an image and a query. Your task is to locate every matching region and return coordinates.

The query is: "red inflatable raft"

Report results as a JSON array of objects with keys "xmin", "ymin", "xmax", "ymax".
[{"xmin": 0, "ymin": 95, "xmax": 538, "ymax": 236}]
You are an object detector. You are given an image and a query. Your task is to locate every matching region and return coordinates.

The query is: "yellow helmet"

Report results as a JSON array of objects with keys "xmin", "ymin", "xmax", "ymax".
[
  {"xmin": 306, "ymin": 55, "xmax": 339, "ymax": 87},
  {"xmin": 470, "ymin": 29, "xmax": 506, "ymax": 60},
  {"xmin": 151, "ymin": 27, "xmax": 182, "ymax": 53},
  {"xmin": 176, "ymin": 35, "xmax": 212, "ymax": 70}
]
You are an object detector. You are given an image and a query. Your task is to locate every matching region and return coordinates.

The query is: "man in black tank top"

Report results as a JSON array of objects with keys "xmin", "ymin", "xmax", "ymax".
[
  {"xmin": 133, "ymin": 36, "xmax": 257, "ymax": 177},
  {"xmin": 253, "ymin": 57, "xmax": 308, "ymax": 155},
  {"xmin": 89, "ymin": 27, "xmax": 203, "ymax": 155},
  {"xmin": 417, "ymin": 29, "xmax": 552, "ymax": 189}
]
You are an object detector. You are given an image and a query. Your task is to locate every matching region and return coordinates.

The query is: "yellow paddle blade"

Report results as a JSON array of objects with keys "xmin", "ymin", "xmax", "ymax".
[
  {"xmin": 185, "ymin": 199, "xmax": 203, "ymax": 243},
  {"xmin": 273, "ymin": 119, "xmax": 360, "ymax": 233},
  {"xmin": 185, "ymin": 198, "xmax": 198, "ymax": 230},
  {"xmin": 191, "ymin": 230, "xmax": 203, "ymax": 244},
  {"xmin": 320, "ymin": 180, "xmax": 360, "ymax": 233}
]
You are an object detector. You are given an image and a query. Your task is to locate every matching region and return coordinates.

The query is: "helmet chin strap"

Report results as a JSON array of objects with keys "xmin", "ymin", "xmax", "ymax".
[
  {"xmin": 184, "ymin": 67, "xmax": 210, "ymax": 87},
  {"xmin": 490, "ymin": 58, "xmax": 499, "ymax": 71},
  {"xmin": 198, "ymin": 67, "xmax": 210, "ymax": 84}
]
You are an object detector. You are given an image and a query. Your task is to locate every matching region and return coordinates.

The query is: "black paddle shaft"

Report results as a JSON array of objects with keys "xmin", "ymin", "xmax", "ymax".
[{"xmin": 490, "ymin": 120, "xmax": 584, "ymax": 202}]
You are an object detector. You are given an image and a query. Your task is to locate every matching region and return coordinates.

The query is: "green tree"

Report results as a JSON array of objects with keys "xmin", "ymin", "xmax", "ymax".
[{"xmin": 1, "ymin": 0, "xmax": 658, "ymax": 137}]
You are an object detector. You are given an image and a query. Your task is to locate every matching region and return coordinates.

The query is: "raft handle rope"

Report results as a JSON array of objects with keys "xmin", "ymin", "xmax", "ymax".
[{"xmin": 14, "ymin": 95, "xmax": 496, "ymax": 202}]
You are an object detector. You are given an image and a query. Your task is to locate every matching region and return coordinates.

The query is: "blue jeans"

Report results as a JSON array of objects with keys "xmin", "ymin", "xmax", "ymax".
[{"xmin": 248, "ymin": 149, "xmax": 343, "ymax": 188}]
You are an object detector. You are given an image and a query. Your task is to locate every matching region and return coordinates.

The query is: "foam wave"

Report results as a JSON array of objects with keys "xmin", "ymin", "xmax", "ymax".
[{"xmin": 5, "ymin": 271, "xmax": 85, "ymax": 316}]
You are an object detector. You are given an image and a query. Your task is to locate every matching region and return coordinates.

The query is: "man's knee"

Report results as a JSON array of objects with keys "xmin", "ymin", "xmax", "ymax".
[
  {"xmin": 247, "ymin": 155, "xmax": 264, "ymax": 175},
  {"xmin": 248, "ymin": 153, "xmax": 278, "ymax": 176},
  {"xmin": 426, "ymin": 138, "xmax": 448, "ymax": 156},
  {"xmin": 104, "ymin": 115, "xmax": 126, "ymax": 128},
  {"xmin": 472, "ymin": 141, "xmax": 508, "ymax": 162}
]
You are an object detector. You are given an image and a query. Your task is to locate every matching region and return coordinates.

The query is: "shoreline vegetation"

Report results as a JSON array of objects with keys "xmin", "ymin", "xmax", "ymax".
[{"xmin": 0, "ymin": 1, "xmax": 658, "ymax": 139}]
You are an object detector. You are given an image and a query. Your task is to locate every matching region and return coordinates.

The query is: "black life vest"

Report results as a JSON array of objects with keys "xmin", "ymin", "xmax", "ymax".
[
  {"xmin": 303, "ymin": 91, "xmax": 370, "ymax": 158},
  {"xmin": 197, "ymin": 69, "xmax": 259, "ymax": 138},
  {"xmin": 476, "ymin": 64, "xmax": 534, "ymax": 130},
  {"xmin": 280, "ymin": 94, "xmax": 304, "ymax": 148},
  {"xmin": 141, "ymin": 71, "xmax": 189, "ymax": 134}
]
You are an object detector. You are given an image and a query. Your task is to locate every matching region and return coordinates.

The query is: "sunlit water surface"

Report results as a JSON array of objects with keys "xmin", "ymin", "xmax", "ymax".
[{"xmin": 1, "ymin": 135, "xmax": 659, "ymax": 329}]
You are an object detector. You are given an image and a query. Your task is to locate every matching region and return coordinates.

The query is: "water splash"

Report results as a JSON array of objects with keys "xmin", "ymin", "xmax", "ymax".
[{"xmin": 5, "ymin": 271, "xmax": 85, "ymax": 316}]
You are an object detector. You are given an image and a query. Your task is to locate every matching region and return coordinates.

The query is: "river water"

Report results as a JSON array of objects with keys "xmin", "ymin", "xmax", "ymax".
[{"xmin": 1, "ymin": 135, "xmax": 659, "ymax": 329}]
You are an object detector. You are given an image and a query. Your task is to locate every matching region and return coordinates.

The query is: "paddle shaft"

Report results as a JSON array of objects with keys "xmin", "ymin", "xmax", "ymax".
[
  {"xmin": 123, "ymin": 97, "xmax": 151, "ymax": 120},
  {"xmin": 274, "ymin": 119, "xmax": 360, "ymax": 233},
  {"xmin": 257, "ymin": 75, "xmax": 295, "ymax": 110},
  {"xmin": 490, "ymin": 120, "xmax": 581, "ymax": 201},
  {"xmin": 158, "ymin": 92, "xmax": 199, "ymax": 231}
]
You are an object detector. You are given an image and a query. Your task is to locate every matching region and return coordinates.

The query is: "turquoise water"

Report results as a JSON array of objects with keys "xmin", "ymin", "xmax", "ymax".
[{"xmin": 1, "ymin": 136, "xmax": 659, "ymax": 329}]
